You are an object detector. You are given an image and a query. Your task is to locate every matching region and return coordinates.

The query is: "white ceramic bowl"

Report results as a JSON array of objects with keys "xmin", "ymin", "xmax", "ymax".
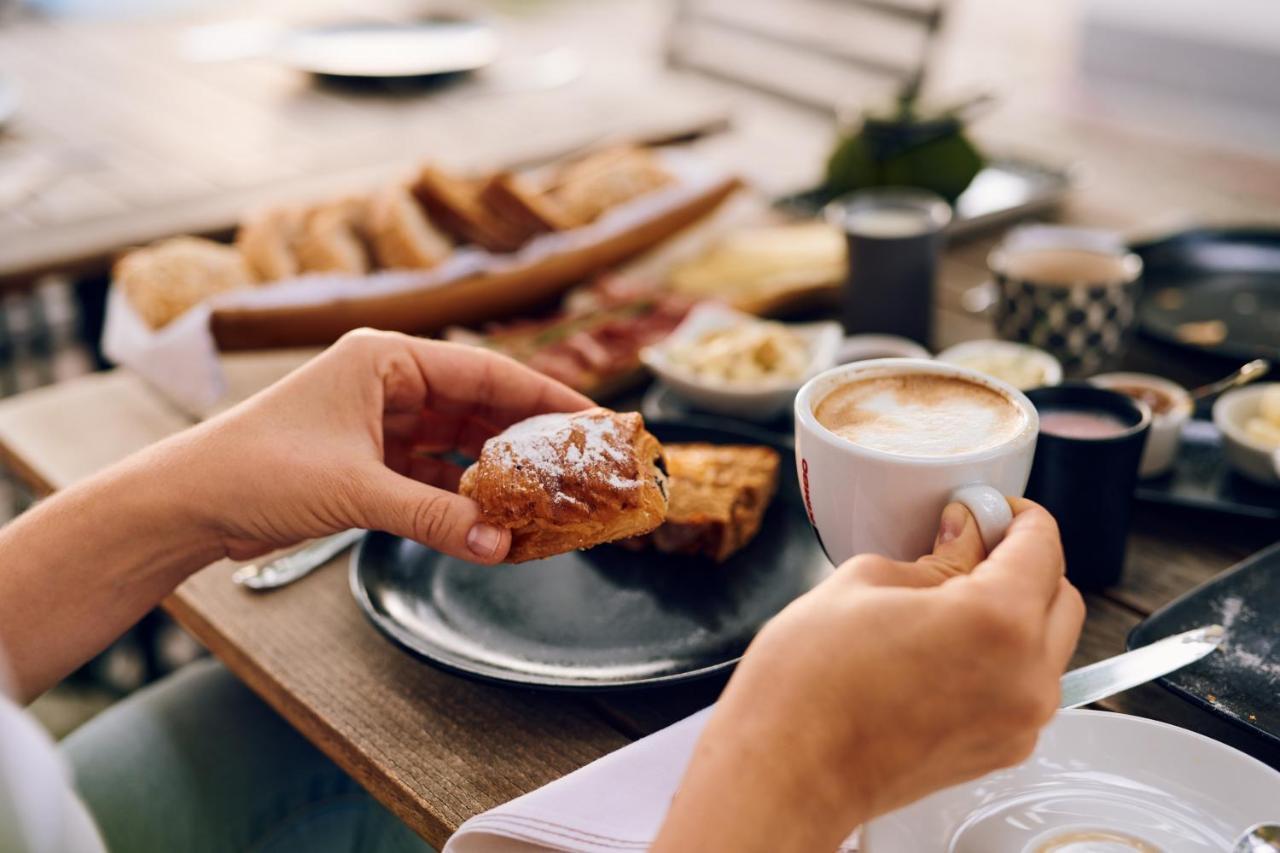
[
  {"xmin": 862, "ymin": 709, "xmax": 1280, "ymax": 853},
  {"xmin": 1091, "ymin": 372, "xmax": 1193, "ymax": 479},
  {"xmin": 640, "ymin": 302, "xmax": 842, "ymax": 422},
  {"xmin": 1213, "ymin": 383, "xmax": 1280, "ymax": 487},
  {"xmin": 935, "ymin": 339, "xmax": 1063, "ymax": 391}
]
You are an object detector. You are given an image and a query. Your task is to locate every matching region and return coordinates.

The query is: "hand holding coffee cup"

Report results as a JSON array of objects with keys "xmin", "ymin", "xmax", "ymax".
[{"xmin": 795, "ymin": 359, "xmax": 1039, "ymax": 563}]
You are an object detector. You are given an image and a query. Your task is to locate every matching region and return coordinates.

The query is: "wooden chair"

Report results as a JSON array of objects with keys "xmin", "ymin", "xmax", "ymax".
[{"xmin": 666, "ymin": 0, "xmax": 948, "ymax": 115}]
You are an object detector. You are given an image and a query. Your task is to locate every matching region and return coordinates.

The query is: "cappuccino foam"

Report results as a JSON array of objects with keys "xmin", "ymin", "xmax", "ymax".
[{"xmin": 814, "ymin": 374, "xmax": 1025, "ymax": 457}]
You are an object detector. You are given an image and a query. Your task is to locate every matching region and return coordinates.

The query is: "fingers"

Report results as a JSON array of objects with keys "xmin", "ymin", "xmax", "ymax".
[
  {"xmin": 969, "ymin": 500, "xmax": 1065, "ymax": 608},
  {"xmin": 836, "ymin": 554, "xmax": 941, "ymax": 589},
  {"xmin": 354, "ymin": 465, "xmax": 510, "ymax": 564},
  {"xmin": 400, "ymin": 337, "xmax": 593, "ymax": 426},
  {"xmin": 916, "ymin": 503, "xmax": 987, "ymax": 580},
  {"xmin": 1043, "ymin": 578, "xmax": 1086, "ymax": 671}
]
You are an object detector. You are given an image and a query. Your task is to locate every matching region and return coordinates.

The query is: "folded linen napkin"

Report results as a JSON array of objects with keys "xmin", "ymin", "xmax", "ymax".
[
  {"xmin": 444, "ymin": 706, "xmax": 859, "ymax": 853},
  {"xmin": 443, "ymin": 708, "xmax": 712, "ymax": 853}
]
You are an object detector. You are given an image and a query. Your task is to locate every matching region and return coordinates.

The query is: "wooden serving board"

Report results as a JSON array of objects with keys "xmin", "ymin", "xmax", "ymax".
[{"xmin": 209, "ymin": 177, "xmax": 742, "ymax": 350}]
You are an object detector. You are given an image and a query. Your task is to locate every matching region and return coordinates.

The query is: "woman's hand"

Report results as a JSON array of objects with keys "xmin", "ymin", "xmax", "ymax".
[
  {"xmin": 0, "ymin": 330, "xmax": 592, "ymax": 700},
  {"xmin": 654, "ymin": 500, "xmax": 1084, "ymax": 853},
  {"xmin": 181, "ymin": 329, "xmax": 592, "ymax": 563}
]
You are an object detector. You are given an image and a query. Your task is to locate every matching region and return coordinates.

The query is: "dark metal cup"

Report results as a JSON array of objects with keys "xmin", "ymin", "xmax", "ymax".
[
  {"xmin": 824, "ymin": 187, "xmax": 951, "ymax": 347},
  {"xmin": 1025, "ymin": 384, "xmax": 1152, "ymax": 591}
]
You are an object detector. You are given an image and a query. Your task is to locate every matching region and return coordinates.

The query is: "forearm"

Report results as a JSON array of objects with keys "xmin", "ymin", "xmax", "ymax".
[
  {"xmin": 0, "ymin": 431, "xmax": 223, "ymax": 702},
  {"xmin": 653, "ymin": 704, "xmax": 868, "ymax": 852}
]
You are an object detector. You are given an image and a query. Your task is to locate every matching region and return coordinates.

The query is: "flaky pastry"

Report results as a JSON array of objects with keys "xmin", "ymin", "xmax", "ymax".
[{"xmin": 460, "ymin": 408, "xmax": 669, "ymax": 563}]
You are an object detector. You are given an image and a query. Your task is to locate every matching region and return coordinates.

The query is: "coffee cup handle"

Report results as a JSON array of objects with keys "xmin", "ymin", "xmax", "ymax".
[{"xmin": 949, "ymin": 485, "xmax": 1014, "ymax": 553}]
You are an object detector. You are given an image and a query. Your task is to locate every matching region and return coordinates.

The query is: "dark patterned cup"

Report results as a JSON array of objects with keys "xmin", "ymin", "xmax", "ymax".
[{"xmin": 986, "ymin": 227, "xmax": 1143, "ymax": 378}]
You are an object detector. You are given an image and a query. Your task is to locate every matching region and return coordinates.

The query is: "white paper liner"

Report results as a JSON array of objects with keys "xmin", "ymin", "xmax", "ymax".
[{"xmin": 103, "ymin": 151, "xmax": 731, "ymax": 417}]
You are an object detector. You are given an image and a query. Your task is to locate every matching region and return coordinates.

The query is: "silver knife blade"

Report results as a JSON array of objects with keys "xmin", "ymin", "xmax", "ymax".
[
  {"xmin": 1060, "ymin": 624, "xmax": 1225, "ymax": 709},
  {"xmin": 232, "ymin": 528, "xmax": 366, "ymax": 591}
]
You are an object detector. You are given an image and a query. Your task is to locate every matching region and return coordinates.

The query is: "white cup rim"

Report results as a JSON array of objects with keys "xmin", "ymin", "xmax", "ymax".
[{"xmin": 795, "ymin": 358, "xmax": 1040, "ymax": 467}]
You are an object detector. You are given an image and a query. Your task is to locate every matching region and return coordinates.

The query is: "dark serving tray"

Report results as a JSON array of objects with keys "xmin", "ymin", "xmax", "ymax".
[
  {"xmin": 1133, "ymin": 227, "xmax": 1280, "ymax": 362},
  {"xmin": 1134, "ymin": 418, "xmax": 1280, "ymax": 521},
  {"xmin": 1129, "ymin": 542, "xmax": 1280, "ymax": 748}
]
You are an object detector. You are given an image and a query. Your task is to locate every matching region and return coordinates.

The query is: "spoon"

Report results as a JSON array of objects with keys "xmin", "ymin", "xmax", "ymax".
[
  {"xmin": 1189, "ymin": 358, "xmax": 1270, "ymax": 402},
  {"xmin": 1234, "ymin": 823, "xmax": 1280, "ymax": 852}
]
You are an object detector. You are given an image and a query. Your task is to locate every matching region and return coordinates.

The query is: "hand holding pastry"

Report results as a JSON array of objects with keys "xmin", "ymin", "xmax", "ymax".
[{"xmin": 166, "ymin": 329, "xmax": 592, "ymax": 563}]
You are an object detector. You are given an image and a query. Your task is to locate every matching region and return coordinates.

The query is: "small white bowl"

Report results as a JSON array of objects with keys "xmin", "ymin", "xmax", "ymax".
[
  {"xmin": 1213, "ymin": 383, "xmax": 1280, "ymax": 487},
  {"xmin": 836, "ymin": 334, "xmax": 931, "ymax": 364},
  {"xmin": 935, "ymin": 339, "xmax": 1063, "ymax": 391},
  {"xmin": 640, "ymin": 302, "xmax": 842, "ymax": 422},
  {"xmin": 1091, "ymin": 372, "xmax": 1193, "ymax": 479}
]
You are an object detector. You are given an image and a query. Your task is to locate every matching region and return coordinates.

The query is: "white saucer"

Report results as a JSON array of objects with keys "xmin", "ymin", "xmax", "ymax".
[{"xmin": 862, "ymin": 710, "xmax": 1280, "ymax": 853}]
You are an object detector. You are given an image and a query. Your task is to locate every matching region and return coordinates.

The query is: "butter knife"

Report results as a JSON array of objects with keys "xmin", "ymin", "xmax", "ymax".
[
  {"xmin": 1060, "ymin": 624, "xmax": 1224, "ymax": 709},
  {"xmin": 232, "ymin": 529, "xmax": 366, "ymax": 591}
]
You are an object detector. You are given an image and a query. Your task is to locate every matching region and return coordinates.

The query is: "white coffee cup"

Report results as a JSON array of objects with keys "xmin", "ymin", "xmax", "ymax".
[{"xmin": 794, "ymin": 358, "xmax": 1040, "ymax": 564}]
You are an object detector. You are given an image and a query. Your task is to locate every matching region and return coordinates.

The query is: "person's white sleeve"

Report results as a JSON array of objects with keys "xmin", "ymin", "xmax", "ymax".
[{"xmin": 0, "ymin": 691, "xmax": 106, "ymax": 853}]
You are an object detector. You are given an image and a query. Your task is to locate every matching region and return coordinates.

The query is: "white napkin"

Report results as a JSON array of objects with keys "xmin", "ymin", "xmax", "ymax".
[
  {"xmin": 445, "ymin": 705, "xmax": 861, "ymax": 853},
  {"xmin": 101, "ymin": 151, "xmax": 730, "ymax": 418},
  {"xmin": 443, "ymin": 707, "xmax": 712, "ymax": 853}
]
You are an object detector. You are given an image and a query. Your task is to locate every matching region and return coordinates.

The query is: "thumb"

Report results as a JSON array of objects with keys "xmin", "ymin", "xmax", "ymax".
[
  {"xmin": 355, "ymin": 466, "xmax": 511, "ymax": 564},
  {"xmin": 916, "ymin": 502, "xmax": 987, "ymax": 579}
]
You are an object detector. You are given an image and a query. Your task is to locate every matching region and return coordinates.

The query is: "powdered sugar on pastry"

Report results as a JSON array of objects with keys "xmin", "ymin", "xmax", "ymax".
[
  {"xmin": 459, "ymin": 407, "xmax": 669, "ymax": 563},
  {"xmin": 490, "ymin": 410, "xmax": 637, "ymax": 490}
]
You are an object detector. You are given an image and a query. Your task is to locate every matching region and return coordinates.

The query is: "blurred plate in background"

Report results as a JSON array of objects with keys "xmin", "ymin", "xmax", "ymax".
[
  {"xmin": 1135, "ymin": 228, "xmax": 1280, "ymax": 362},
  {"xmin": 275, "ymin": 20, "xmax": 499, "ymax": 80}
]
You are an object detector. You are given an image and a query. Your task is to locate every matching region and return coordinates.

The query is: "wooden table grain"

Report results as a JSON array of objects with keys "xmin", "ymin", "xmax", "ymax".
[{"xmin": 3, "ymin": 0, "xmax": 1280, "ymax": 846}]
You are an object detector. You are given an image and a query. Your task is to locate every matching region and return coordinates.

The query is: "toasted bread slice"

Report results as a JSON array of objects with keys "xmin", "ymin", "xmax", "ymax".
[
  {"xmin": 631, "ymin": 443, "xmax": 780, "ymax": 562},
  {"xmin": 236, "ymin": 205, "xmax": 306, "ymax": 283},
  {"xmin": 549, "ymin": 145, "xmax": 673, "ymax": 223},
  {"xmin": 410, "ymin": 165, "xmax": 526, "ymax": 253},
  {"xmin": 366, "ymin": 183, "xmax": 453, "ymax": 270},
  {"xmin": 294, "ymin": 197, "xmax": 373, "ymax": 275},
  {"xmin": 479, "ymin": 171, "xmax": 582, "ymax": 240}
]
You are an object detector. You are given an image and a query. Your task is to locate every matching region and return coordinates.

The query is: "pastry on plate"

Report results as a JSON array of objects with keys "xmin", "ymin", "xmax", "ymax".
[
  {"xmin": 410, "ymin": 165, "xmax": 525, "ymax": 253},
  {"xmin": 116, "ymin": 236, "xmax": 254, "ymax": 329},
  {"xmin": 294, "ymin": 197, "xmax": 373, "ymax": 275},
  {"xmin": 630, "ymin": 443, "xmax": 780, "ymax": 562},
  {"xmin": 235, "ymin": 205, "xmax": 306, "ymax": 282},
  {"xmin": 366, "ymin": 183, "xmax": 453, "ymax": 270},
  {"xmin": 460, "ymin": 408, "xmax": 669, "ymax": 563}
]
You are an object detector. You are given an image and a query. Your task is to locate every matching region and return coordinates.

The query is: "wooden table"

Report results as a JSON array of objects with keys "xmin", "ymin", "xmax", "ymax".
[{"xmin": 2, "ymin": 0, "xmax": 1280, "ymax": 847}]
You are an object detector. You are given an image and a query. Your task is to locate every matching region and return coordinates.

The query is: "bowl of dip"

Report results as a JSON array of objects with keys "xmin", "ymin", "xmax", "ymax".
[
  {"xmin": 1091, "ymin": 372, "xmax": 1193, "ymax": 479},
  {"xmin": 1213, "ymin": 383, "xmax": 1280, "ymax": 487},
  {"xmin": 641, "ymin": 302, "xmax": 842, "ymax": 421},
  {"xmin": 936, "ymin": 339, "xmax": 1062, "ymax": 391}
]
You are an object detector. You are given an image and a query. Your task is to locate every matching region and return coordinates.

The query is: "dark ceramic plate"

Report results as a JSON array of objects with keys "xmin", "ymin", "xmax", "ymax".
[
  {"xmin": 1134, "ymin": 228, "xmax": 1280, "ymax": 361},
  {"xmin": 350, "ymin": 421, "xmax": 830, "ymax": 690},
  {"xmin": 775, "ymin": 157, "xmax": 1073, "ymax": 240},
  {"xmin": 1134, "ymin": 419, "xmax": 1280, "ymax": 520},
  {"xmin": 1129, "ymin": 542, "xmax": 1280, "ymax": 748}
]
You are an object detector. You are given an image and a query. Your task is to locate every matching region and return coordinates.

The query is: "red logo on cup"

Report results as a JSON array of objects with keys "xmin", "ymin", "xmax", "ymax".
[{"xmin": 801, "ymin": 458, "xmax": 815, "ymax": 524}]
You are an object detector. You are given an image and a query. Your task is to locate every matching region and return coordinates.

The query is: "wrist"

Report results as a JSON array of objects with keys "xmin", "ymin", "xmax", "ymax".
[{"xmin": 656, "ymin": 704, "xmax": 870, "ymax": 852}]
